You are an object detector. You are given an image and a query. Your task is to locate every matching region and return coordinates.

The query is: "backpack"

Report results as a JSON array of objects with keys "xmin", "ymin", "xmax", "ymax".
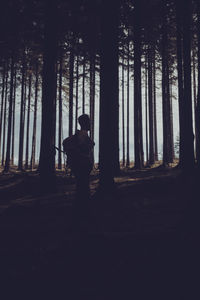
[{"xmin": 63, "ymin": 132, "xmax": 94, "ymax": 172}]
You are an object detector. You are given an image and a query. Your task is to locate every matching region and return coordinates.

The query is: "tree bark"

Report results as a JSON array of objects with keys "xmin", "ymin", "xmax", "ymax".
[
  {"xmin": 126, "ymin": 32, "xmax": 130, "ymax": 167},
  {"xmin": 18, "ymin": 50, "xmax": 26, "ymax": 170},
  {"xmin": 39, "ymin": 1, "xmax": 58, "ymax": 186},
  {"xmin": 196, "ymin": 0, "xmax": 200, "ymax": 167},
  {"xmin": 0, "ymin": 61, "xmax": 6, "ymax": 162},
  {"xmin": 25, "ymin": 73, "xmax": 32, "ymax": 169},
  {"xmin": 4, "ymin": 54, "xmax": 15, "ymax": 172},
  {"xmin": 99, "ymin": 0, "xmax": 119, "ymax": 190},
  {"xmin": 11, "ymin": 68, "xmax": 17, "ymax": 165},
  {"xmin": 69, "ymin": 47, "xmax": 74, "ymax": 136},
  {"xmin": 182, "ymin": 0, "xmax": 195, "ymax": 168},
  {"xmin": 1, "ymin": 65, "xmax": 9, "ymax": 166},
  {"xmin": 58, "ymin": 50, "xmax": 63, "ymax": 169},
  {"xmin": 30, "ymin": 61, "xmax": 39, "ymax": 169},
  {"xmin": 134, "ymin": 0, "xmax": 143, "ymax": 169}
]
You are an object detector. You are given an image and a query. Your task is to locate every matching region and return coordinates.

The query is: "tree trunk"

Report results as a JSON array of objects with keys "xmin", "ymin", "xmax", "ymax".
[
  {"xmin": 58, "ymin": 50, "xmax": 63, "ymax": 169},
  {"xmin": 175, "ymin": 0, "xmax": 184, "ymax": 166},
  {"xmin": 82, "ymin": 58, "xmax": 85, "ymax": 114},
  {"xmin": 148, "ymin": 44, "xmax": 155, "ymax": 165},
  {"xmin": 39, "ymin": 0, "xmax": 58, "ymax": 186},
  {"xmin": 99, "ymin": 0, "xmax": 119, "ymax": 190},
  {"xmin": 126, "ymin": 31, "xmax": 130, "ymax": 167},
  {"xmin": 30, "ymin": 61, "xmax": 39, "ymax": 169},
  {"xmin": 1, "ymin": 65, "xmax": 9, "ymax": 166},
  {"xmin": 122, "ymin": 51, "xmax": 125, "ymax": 166},
  {"xmin": 153, "ymin": 49, "xmax": 158, "ymax": 161},
  {"xmin": 4, "ymin": 54, "xmax": 15, "ymax": 172},
  {"xmin": 69, "ymin": 48, "xmax": 74, "ymax": 136},
  {"xmin": 182, "ymin": 0, "xmax": 195, "ymax": 168},
  {"xmin": 196, "ymin": 0, "xmax": 200, "ymax": 167},
  {"xmin": 134, "ymin": 0, "xmax": 143, "ymax": 169},
  {"xmin": 161, "ymin": 2, "xmax": 170, "ymax": 167},
  {"xmin": 75, "ymin": 56, "xmax": 79, "ymax": 132},
  {"xmin": 145, "ymin": 48, "xmax": 149, "ymax": 165},
  {"xmin": 192, "ymin": 48, "xmax": 197, "ymax": 159},
  {"xmin": 18, "ymin": 50, "xmax": 26, "ymax": 170},
  {"xmin": 11, "ymin": 68, "xmax": 17, "ymax": 165},
  {"xmin": 0, "ymin": 61, "xmax": 6, "ymax": 162},
  {"xmin": 25, "ymin": 73, "xmax": 32, "ymax": 169},
  {"xmin": 90, "ymin": 52, "xmax": 95, "ymax": 142}
]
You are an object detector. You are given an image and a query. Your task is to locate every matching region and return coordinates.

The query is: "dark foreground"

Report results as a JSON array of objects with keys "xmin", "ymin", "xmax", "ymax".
[{"xmin": 0, "ymin": 167, "xmax": 199, "ymax": 299}]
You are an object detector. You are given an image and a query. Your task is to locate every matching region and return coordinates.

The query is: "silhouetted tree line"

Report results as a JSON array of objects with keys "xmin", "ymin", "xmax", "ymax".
[{"xmin": 0, "ymin": 0, "xmax": 199, "ymax": 190}]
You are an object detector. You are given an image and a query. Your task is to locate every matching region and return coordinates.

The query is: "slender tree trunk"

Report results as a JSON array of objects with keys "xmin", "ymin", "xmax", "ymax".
[
  {"xmin": 99, "ymin": 0, "xmax": 119, "ymax": 190},
  {"xmin": 126, "ymin": 31, "xmax": 130, "ymax": 167},
  {"xmin": 153, "ymin": 49, "xmax": 158, "ymax": 161},
  {"xmin": 31, "ymin": 61, "xmax": 39, "ymax": 169},
  {"xmin": 11, "ymin": 68, "xmax": 17, "ymax": 165},
  {"xmin": 82, "ymin": 58, "xmax": 85, "ymax": 114},
  {"xmin": 145, "ymin": 48, "xmax": 149, "ymax": 165},
  {"xmin": 148, "ymin": 44, "xmax": 155, "ymax": 165},
  {"xmin": 39, "ymin": 1, "xmax": 58, "ymax": 185},
  {"xmin": 162, "ymin": 2, "xmax": 170, "ymax": 167},
  {"xmin": 122, "ymin": 51, "xmax": 125, "ymax": 166},
  {"xmin": 134, "ymin": 0, "xmax": 143, "ymax": 169},
  {"xmin": 176, "ymin": 0, "xmax": 184, "ymax": 166},
  {"xmin": 58, "ymin": 50, "xmax": 63, "ymax": 169},
  {"xmin": 192, "ymin": 48, "xmax": 197, "ymax": 159},
  {"xmin": 69, "ymin": 47, "xmax": 74, "ymax": 136},
  {"xmin": 0, "ymin": 61, "xmax": 6, "ymax": 162},
  {"xmin": 182, "ymin": 0, "xmax": 195, "ymax": 168},
  {"xmin": 196, "ymin": 0, "xmax": 200, "ymax": 167},
  {"xmin": 25, "ymin": 73, "xmax": 32, "ymax": 169},
  {"xmin": 166, "ymin": 56, "xmax": 174, "ymax": 163},
  {"xmin": 1, "ymin": 66, "xmax": 9, "ymax": 166},
  {"xmin": 90, "ymin": 52, "xmax": 95, "ymax": 142},
  {"xmin": 75, "ymin": 56, "xmax": 79, "ymax": 132},
  {"xmin": 18, "ymin": 50, "xmax": 26, "ymax": 170},
  {"xmin": 169, "ymin": 77, "xmax": 174, "ymax": 162},
  {"xmin": 4, "ymin": 54, "xmax": 15, "ymax": 172}
]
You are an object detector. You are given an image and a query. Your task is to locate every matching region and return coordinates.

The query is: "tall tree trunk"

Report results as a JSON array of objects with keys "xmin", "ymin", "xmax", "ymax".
[
  {"xmin": 0, "ymin": 61, "xmax": 6, "ymax": 162},
  {"xmin": 134, "ymin": 0, "xmax": 143, "ymax": 169},
  {"xmin": 25, "ymin": 73, "xmax": 32, "ymax": 169},
  {"xmin": 11, "ymin": 68, "xmax": 17, "ymax": 165},
  {"xmin": 148, "ymin": 44, "xmax": 155, "ymax": 165},
  {"xmin": 169, "ymin": 77, "xmax": 174, "ymax": 162},
  {"xmin": 122, "ymin": 51, "xmax": 125, "ymax": 166},
  {"xmin": 166, "ymin": 55, "xmax": 174, "ymax": 163},
  {"xmin": 82, "ymin": 58, "xmax": 85, "ymax": 114},
  {"xmin": 1, "ymin": 66, "xmax": 9, "ymax": 166},
  {"xmin": 4, "ymin": 54, "xmax": 15, "ymax": 172},
  {"xmin": 69, "ymin": 47, "xmax": 74, "ymax": 136},
  {"xmin": 30, "ymin": 61, "xmax": 39, "ymax": 169},
  {"xmin": 145, "ymin": 48, "xmax": 149, "ymax": 165},
  {"xmin": 182, "ymin": 0, "xmax": 195, "ymax": 168},
  {"xmin": 58, "ymin": 50, "xmax": 63, "ymax": 169},
  {"xmin": 75, "ymin": 56, "xmax": 79, "ymax": 132},
  {"xmin": 196, "ymin": 0, "xmax": 200, "ymax": 167},
  {"xmin": 153, "ymin": 49, "xmax": 158, "ymax": 161},
  {"xmin": 161, "ymin": 1, "xmax": 170, "ymax": 167},
  {"xmin": 39, "ymin": 1, "xmax": 58, "ymax": 185},
  {"xmin": 176, "ymin": 0, "xmax": 184, "ymax": 166},
  {"xmin": 126, "ymin": 31, "xmax": 130, "ymax": 167},
  {"xmin": 99, "ymin": 0, "xmax": 119, "ymax": 190},
  {"xmin": 18, "ymin": 50, "xmax": 26, "ymax": 170},
  {"xmin": 90, "ymin": 52, "xmax": 95, "ymax": 142},
  {"xmin": 192, "ymin": 48, "xmax": 197, "ymax": 159}
]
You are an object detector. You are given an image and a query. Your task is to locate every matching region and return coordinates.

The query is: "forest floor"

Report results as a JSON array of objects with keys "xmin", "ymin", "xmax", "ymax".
[{"xmin": 0, "ymin": 164, "xmax": 199, "ymax": 299}]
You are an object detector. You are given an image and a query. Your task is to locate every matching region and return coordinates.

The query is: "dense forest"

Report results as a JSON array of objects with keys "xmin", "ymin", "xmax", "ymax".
[
  {"xmin": 0, "ymin": 0, "xmax": 199, "ymax": 297},
  {"xmin": 0, "ymin": 0, "xmax": 200, "ymax": 186}
]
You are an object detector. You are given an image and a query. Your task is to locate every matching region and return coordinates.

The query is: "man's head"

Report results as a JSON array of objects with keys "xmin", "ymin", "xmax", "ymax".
[{"xmin": 78, "ymin": 114, "xmax": 90, "ymax": 131}]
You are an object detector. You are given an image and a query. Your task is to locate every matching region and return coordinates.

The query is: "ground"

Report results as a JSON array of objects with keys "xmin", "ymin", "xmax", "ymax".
[{"xmin": 0, "ymin": 165, "xmax": 199, "ymax": 299}]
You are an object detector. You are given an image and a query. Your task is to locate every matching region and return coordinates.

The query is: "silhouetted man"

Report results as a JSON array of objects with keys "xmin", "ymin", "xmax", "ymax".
[{"xmin": 63, "ymin": 114, "xmax": 95, "ymax": 209}]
